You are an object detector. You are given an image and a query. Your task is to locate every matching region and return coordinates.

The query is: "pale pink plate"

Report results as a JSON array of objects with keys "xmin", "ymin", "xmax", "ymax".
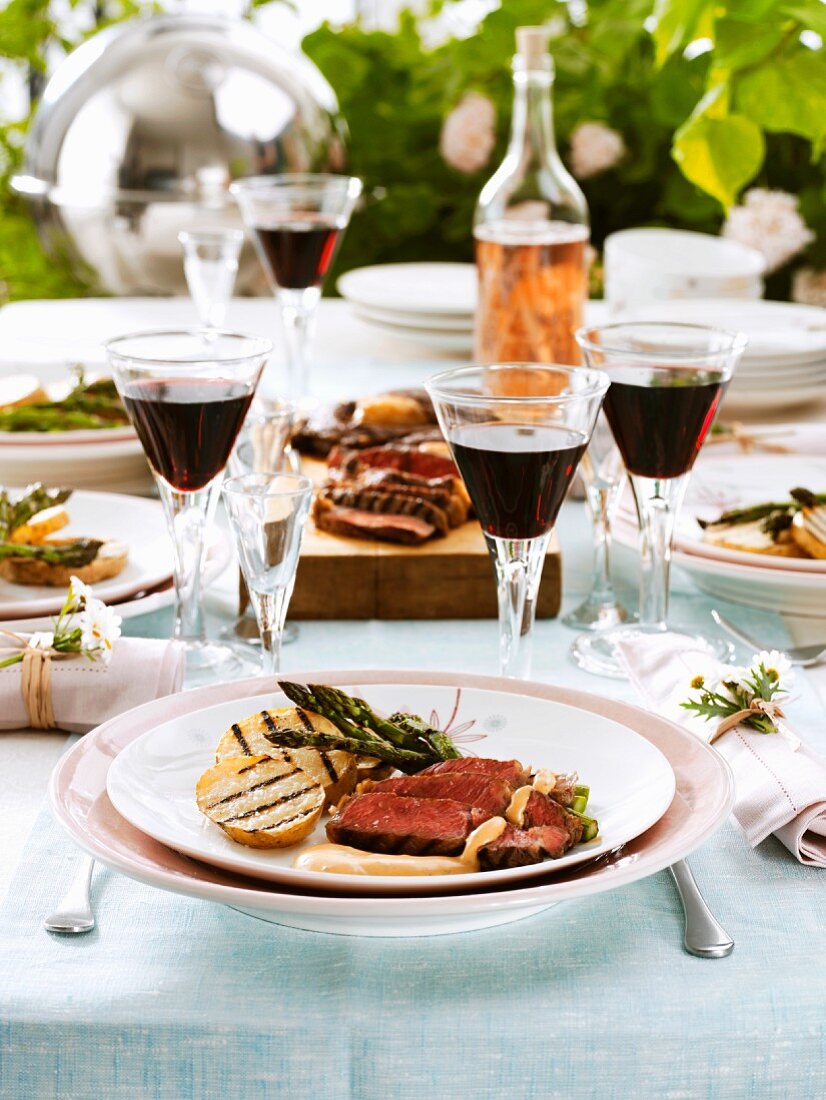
[{"xmin": 49, "ymin": 671, "xmax": 734, "ymax": 937}]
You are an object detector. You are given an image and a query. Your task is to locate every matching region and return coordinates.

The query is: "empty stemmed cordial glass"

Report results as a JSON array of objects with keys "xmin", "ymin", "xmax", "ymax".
[
  {"xmin": 222, "ymin": 473, "xmax": 313, "ymax": 676},
  {"xmin": 178, "ymin": 229, "xmax": 244, "ymax": 330},
  {"xmin": 105, "ymin": 330, "xmax": 271, "ymax": 683},
  {"xmin": 426, "ymin": 364, "xmax": 609, "ymax": 679},
  {"xmin": 225, "ymin": 397, "xmax": 301, "ymax": 650},
  {"xmin": 229, "ymin": 174, "xmax": 363, "ymax": 402},
  {"xmin": 562, "ymin": 411, "xmax": 630, "ymax": 630},
  {"xmin": 571, "ymin": 322, "xmax": 747, "ymax": 678}
]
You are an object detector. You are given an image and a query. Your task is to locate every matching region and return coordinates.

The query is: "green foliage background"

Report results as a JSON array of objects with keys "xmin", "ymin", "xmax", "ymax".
[{"xmin": 1, "ymin": 0, "xmax": 825, "ymax": 303}]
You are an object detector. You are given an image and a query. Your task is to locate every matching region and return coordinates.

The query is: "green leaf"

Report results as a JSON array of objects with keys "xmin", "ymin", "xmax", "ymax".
[
  {"xmin": 781, "ymin": 1, "xmax": 826, "ymax": 37},
  {"xmin": 735, "ymin": 50, "xmax": 826, "ymax": 147},
  {"xmin": 713, "ymin": 17, "xmax": 785, "ymax": 71},
  {"xmin": 651, "ymin": 0, "xmax": 712, "ymax": 65},
  {"xmin": 673, "ymin": 108, "xmax": 765, "ymax": 207}
]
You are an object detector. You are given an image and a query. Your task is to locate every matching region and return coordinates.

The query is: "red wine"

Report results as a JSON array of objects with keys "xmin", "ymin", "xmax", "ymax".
[
  {"xmin": 603, "ymin": 368, "xmax": 727, "ymax": 479},
  {"xmin": 123, "ymin": 379, "xmax": 254, "ymax": 491},
  {"xmin": 251, "ymin": 219, "xmax": 342, "ymax": 289},
  {"xmin": 450, "ymin": 423, "xmax": 588, "ymax": 540}
]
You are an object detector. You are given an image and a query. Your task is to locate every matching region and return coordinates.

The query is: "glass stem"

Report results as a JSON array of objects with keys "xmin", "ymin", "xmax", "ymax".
[
  {"xmin": 157, "ymin": 478, "xmax": 221, "ymax": 647},
  {"xmin": 278, "ymin": 287, "xmax": 320, "ymax": 403},
  {"xmin": 630, "ymin": 474, "xmax": 688, "ymax": 631},
  {"xmin": 486, "ymin": 532, "xmax": 550, "ymax": 679},
  {"xmin": 585, "ymin": 483, "xmax": 617, "ymax": 606},
  {"xmin": 250, "ymin": 588, "xmax": 290, "ymax": 677}
]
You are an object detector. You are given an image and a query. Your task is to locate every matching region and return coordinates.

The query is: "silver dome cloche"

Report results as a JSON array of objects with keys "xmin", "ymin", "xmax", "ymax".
[{"xmin": 13, "ymin": 13, "xmax": 347, "ymax": 295}]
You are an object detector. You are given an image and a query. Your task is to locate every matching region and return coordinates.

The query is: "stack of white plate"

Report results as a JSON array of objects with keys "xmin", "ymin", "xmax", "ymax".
[
  {"xmin": 619, "ymin": 299, "xmax": 826, "ymax": 413},
  {"xmin": 338, "ymin": 263, "xmax": 476, "ymax": 352},
  {"xmin": 0, "ymin": 356, "xmax": 152, "ymax": 494},
  {"xmin": 50, "ymin": 671, "xmax": 733, "ymax": 937},
  {"xmin": 613, "ymin": 446, "xmax": 826, "ymax": 616}
]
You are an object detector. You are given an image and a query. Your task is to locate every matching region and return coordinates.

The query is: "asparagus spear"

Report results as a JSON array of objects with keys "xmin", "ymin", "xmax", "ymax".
[
  {"xmin": 569, "ymin": 808, "xmax": 599, "ymax": 842},
  {"xmin": 0, "ymin": 538, "xmax": 102, "ymax": 567},
  {"xmin": 259, "ymin": 718, "xmax": 433, "ymax": 773},
  {"xmin": 388, "ymin": 712, "xmax": 462, "ymax": 760},
  {"xmin": 0, "ymin": 485, "xmax": 72, "ymax": 541}
]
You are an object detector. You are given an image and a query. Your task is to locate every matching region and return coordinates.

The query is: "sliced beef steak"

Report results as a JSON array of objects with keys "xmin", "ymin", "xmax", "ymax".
[
  {"xmin": 520, "ymin": 790, "xmax": 584, "ymax": 845},
  {"xmin": 313, "ymin": 498, "xmax": 435, "ymax": 545},
  {"xmin": 368, "ymin": 772, "xmax": 513, "ymax": 817},
  {"xmin": 420, "ymin": 757, "xmax": 531, "ymax": 788},
  {"xmin": 326, "ymin": 792, "xmax": 489, "ymax": 856},
  {"xmin": 329, "ymin": 444, "xmax": 458, "ymax": 481},
  {"xmin": 478, "ymin": 823, "xmax": 573, "ymax": 871},
  {"xmin": 322, "ymin": 486, "xmax": 450, "ymax": 537}
]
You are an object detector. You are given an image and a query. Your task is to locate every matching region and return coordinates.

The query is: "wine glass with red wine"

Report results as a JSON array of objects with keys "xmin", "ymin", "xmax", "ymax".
[
  {"xmin": 105, "ymin": 329, "xmax": 272, "ymax": 683},
  {"xmin": 426, "ymin": 364, "xmax": 609, "ymax": 679},
  {"xmin": 571, "ymin": 322, "xmax": 747, "ymax": 678},
  {"xmin": 230, "ymin": 174, "xmax": 362, "ymax": 402}
]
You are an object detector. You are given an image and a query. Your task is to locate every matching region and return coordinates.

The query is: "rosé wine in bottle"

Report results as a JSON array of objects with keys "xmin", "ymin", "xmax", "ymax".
[{"xmin": 474, "ymin": 27, "xmax": 589, "ymax": 366}]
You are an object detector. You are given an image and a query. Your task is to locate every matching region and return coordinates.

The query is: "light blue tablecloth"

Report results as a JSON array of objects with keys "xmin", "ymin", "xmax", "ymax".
[{"xmin": 2, "ymin": 504, "xmax": 826, "ymax": 1099}]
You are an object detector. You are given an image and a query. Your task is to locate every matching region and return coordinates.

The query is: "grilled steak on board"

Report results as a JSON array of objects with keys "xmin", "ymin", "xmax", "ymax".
[{"xmin": 313, "ymin": 497, "xmax": 436, "ymax": 545}]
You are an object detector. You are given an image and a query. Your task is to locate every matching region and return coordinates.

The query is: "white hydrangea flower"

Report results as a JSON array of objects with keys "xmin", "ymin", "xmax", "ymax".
[
  {"xmin": 792, "ymin": 267, "xmax": 826, "ymax": 308},
  {"xmin": 569, "ymin": 122, "xmax": 626, "ymax": 180},
  {"xmin": 27, "ymin": 631, "xmax": 54, "ymax": 651},
  {"xmin": 722, "ymin": 189, "xmax": 814, "ymax": 273},
  {"xmin": 439, "ymin": 92, "xmax": 496, "ymax": 174},
  {"xmin": 78, "ymin": 599, "xmax": 122, "ymax": 665}
]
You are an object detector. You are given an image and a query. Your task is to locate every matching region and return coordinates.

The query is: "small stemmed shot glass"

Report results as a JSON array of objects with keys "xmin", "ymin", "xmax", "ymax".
[
  {"xmin": 179, "ymin": 229, "xmax": 244, "ymax": 330},
  {"xmin": 222, "ymin": 473, "xmax": 313, "ymax": 676},
  {"xmin": 562, "ymin": 412, "xmax": 630, "ymax": 631}
]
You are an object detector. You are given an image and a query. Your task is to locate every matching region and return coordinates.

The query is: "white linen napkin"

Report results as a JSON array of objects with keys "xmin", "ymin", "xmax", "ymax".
[
  {"xmin": 0, "ymin": 637, "xmax": 185, "ymax": 734},
  {"xmin": 616, "ymin": 633, "xmax": 826, "ymax": 867}
]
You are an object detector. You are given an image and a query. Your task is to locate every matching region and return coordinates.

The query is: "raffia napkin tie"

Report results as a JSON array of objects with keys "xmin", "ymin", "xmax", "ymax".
[{"xmin": 0, "ymin": 631, "xmax": 75, "ymax": 730}]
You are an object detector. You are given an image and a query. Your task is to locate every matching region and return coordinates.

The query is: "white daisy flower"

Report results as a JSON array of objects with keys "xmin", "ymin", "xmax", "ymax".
[
  {"xmin": 78, "ymin": 599, "xmax": 122, "ymax": 665},
  {"xmin": 69, "ymin": 576, "xmax": 95, "ymax": 609},
  {"xmin": 751, "ymin": 650, "xmax": 794, "ymax": 692}
]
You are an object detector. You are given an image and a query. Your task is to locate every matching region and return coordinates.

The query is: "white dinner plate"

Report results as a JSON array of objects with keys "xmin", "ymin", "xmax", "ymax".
[
  {"xmin": 351, "ymin": 309, "xmax": 475, "ymax": 351},
  {"xmin": 722, "ymin": 379, "xmax": 826, "ymax": 412},
  {"xmin": 106, "ymin": 681, "xmax": 676, "ymax": 896},
  {"xmin": 618, "ymin": 453, "xmax": 826, "ymax": 575},
  {"xmin": 0, "ymin": 490, "xmax": 173, "ymax": 620},
  {"xmin": 351, "ymin": 303, "xmax": 474, "ymax": 332},
  {"xmin": 338, "ymin": 263, "xmax": 477, "ymax": 316}
]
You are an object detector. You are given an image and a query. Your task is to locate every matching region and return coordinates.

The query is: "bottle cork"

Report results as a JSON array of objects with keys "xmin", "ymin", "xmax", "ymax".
[{"xmin": 515, "ymin": 26, "xmax": 552, "ymax": 68}]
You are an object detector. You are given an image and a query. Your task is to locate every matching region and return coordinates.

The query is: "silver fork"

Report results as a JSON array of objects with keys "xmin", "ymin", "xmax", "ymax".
[
  {"xmin": 669, "ymin": 859, "xmax": 734, "ymax": 958},
  {"xmin": 43, "ymin": 855, "xmax": 96, "ymax": 935},
  {"xmin": 711, "ymin": 609, "xmax": 826, "ymax": 667}
]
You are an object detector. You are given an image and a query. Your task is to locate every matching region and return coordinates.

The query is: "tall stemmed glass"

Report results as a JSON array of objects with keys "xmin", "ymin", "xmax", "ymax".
[
  {"xmin": 230, "ymin": 174, "xmax": 362, "ymax": 402},
  {"xmin": 178, "ymin": 229, "xmax": 244, "ymax": 329},
  {"xmin": 427, "ymin": 364, "xmax": 608, "ymax": 679},
  {"xmin": 105, "ymin": 330, "xmax": 271, "ymax": 682},
  {"xmin": 562, "ymin": 412, "xmax": 630, "ymax": 630},
  {"xmin": 571, "ymin": 322, "xmax": 747, "ymax": 678}
]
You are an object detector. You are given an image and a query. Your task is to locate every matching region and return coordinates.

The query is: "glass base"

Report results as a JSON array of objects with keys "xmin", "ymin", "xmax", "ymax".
[
  {"xmin": 570, "ymin": 624, "xmax": 735, "ymax": 680},
  {"xmin": 182, "ymin": 640, "xmax": 250, "ymax": 687},
  {"xmin": 219, "ymin": 618, "xmax": 299, "ymax": 648},
  {"xmin": 561, "ymin": 594, "xmax": 632, "ymax": 632}
]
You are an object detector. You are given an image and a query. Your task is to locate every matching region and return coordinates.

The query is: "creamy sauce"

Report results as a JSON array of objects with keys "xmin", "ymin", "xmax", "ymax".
[
  {"xmin": 293, "ymin": 816, "xmax": 508, "ymax": 877},
  {"xmin": 531, "ymin": 768, "xmax": 558, "ymax": 797},
  {"xmin": 505, "ymin": 785, "xmax": 534, "ymax": 827}
]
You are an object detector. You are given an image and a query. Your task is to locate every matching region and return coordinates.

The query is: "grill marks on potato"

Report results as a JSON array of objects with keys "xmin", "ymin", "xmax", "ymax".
[
  {"xmin": 213, "ymin": 707, "xmax": 359, "ymax": 809},
  {"xmin": 196, "ymin": 755, "xmax": 325, "ymax": 849}
]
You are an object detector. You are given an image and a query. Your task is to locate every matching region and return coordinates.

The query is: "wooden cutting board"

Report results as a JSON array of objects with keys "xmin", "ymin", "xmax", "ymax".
[{"xmin": 289, "ymin": 459, "xmax": 562, "ymax": 619}]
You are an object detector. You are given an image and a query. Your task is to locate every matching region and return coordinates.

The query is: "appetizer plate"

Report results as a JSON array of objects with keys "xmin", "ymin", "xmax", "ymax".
[
  {"xmin": 51, "ymin": 671, "xmax": 733, "ymax": 936},
  {"xmin": 0, "ymin": 490, "xmax": 174, "ymax": 620},
  {"xmin": 106, "ymin": 681, "xmax": 676, "ymax": 895},
  {"xmin": 0, "ymin": 527, "xmax": 230, "ymax": 631},
  {"xmin": 617, "ymin": 454, "xmax": 826, "ymax": 575}
]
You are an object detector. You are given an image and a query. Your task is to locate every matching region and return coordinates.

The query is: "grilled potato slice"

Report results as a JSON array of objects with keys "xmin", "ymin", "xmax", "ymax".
[
  {"xmin": 216, "ymin": 707, "xmax": 357, "ymax": 806},
  {"xmin": 196, "ymin": 755, "xmax": 324, "ymax": 849}
]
